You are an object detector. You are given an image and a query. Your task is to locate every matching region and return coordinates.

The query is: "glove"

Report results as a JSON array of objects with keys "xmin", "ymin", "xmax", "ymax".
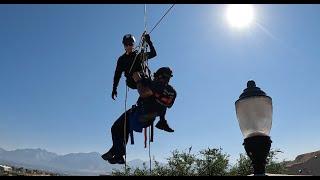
[
  {"xmin": 111, "ymin": 88, "xmax": 117, "ymax": 100},
  {"xmin": 144, "ymin": 34, "xmax": 152, "ymax": 44}
]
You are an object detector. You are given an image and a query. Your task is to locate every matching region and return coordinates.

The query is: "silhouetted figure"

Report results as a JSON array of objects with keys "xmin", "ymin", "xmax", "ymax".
[
  {"xmin": 111, "ymin": 33, "xmax": 157, "ymax": 100},
  {"xmin": 102, "ymin": 67, "xmax": 176, "ymax": 164}
]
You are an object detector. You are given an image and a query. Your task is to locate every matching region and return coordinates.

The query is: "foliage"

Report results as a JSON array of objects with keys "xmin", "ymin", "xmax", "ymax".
[{"xmin": 112, "ymin": 147, "xmax": 288, "ymax": 176}]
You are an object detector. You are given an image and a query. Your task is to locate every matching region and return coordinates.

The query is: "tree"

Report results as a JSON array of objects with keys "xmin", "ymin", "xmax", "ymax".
[
  {"xmin": 196, "ymin": 148, "xmax": 230, "ymax": 176},
  {"xmin": 229, "ymin": 154, "xmax": 253, "ymax": 176},
  {"xmin": 166, "ymin": 149, "xmax": 197, "ymax": 176},
  {"xmin": 230, "ymin": 149, "xmax": 289, "ymax": 176},
  {"xmin": 265, "ymin": 149, "xmax": 289, "ymax": 174},
  {"xmin": 111, "ymin": 147, "xmax": 288, "ymax": 176}
]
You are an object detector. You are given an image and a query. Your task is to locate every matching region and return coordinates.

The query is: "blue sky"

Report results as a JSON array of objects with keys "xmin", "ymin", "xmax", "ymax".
[{"xmin": 1, "ymin": 4, "xmax": 320, "ymax": 164}]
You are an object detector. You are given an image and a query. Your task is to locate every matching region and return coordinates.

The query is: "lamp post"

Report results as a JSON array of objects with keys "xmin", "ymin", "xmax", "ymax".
[{"xmin": 235, "ymin": 80, "xmax": 273, "ymax": 176}]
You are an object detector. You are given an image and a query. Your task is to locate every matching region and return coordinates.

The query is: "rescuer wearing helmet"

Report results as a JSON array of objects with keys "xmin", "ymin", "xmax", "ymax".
[{"xmin": 111, "ymin": 33, "xmax": 157, "ymax": 100}]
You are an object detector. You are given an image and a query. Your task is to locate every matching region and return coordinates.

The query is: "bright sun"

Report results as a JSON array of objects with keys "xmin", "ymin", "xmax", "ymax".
[{"xmin": 226, "ymin": 4, "xmax": 254, "ymax": 29}]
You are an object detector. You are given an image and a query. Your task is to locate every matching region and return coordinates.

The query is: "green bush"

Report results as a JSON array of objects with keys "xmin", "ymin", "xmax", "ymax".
[{"xmin": 111, "ymin": 147, "xmax": 288, "ymax": 176}]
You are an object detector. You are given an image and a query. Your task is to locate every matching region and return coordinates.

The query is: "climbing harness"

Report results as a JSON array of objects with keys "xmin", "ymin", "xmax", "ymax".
[{"xmin": 122, "ymin": 4, "xmax": 176, "ymax": 172}]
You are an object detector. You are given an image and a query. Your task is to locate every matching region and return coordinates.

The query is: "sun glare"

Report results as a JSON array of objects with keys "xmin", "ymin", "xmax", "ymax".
[{"xmin": 226, "ymin": 4, "xmax": 255, "ymax": 29}]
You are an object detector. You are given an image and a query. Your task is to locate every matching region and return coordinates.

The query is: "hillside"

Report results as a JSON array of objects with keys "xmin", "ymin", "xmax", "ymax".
[{"xmin": 286, "ymin": 150, "xmax": 320, "ymax": 176}]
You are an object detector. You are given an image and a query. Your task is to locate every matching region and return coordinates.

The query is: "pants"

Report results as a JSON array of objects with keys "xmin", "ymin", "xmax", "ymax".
[
  {"xmin": 109, "ymin": 109, "xmax": 131, "ymax": 157},
  {"xmin": 108, "ymin": 106, "xmax": 156, "ymax": 157}
]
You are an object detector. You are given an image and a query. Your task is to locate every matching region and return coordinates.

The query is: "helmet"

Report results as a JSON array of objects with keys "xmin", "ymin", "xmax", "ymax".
[
  {"xmin": 154, "ymin": 67, "xmax": 173, "ymax": 78},
  {"xmin": 122, "ymin": 34, "xmax": 135, "ymax": 45}
]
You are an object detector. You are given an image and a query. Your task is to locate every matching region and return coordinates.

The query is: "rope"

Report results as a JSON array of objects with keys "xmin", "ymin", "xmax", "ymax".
[
  {"xmin": 141, "ymin": 39, "xmax": 150, "ymax": 78},
  {"xmin": 144, "ymin": 4, "xmax": 147, "ymax": 32},
  {"xmin": 123, "ymin": 14, "xmax": 146, "ymax": 173},
  {"xmin": 128, "ymin": 35, "xmax": 144, "ymax": 75},
  {"xmin": 144, "ymin": 6, "xmax": 152, "ymax": 172},
  {"xmin": 122, "ymin": 3, "xmax": 175, "ymax": 172},
  {"xmin": 123, "ymin": 44, "xmax": 146, "ymax": 170},
  {"xmin": 142, "ymin": 4, "xmax": 151, "ymax": 79},
  {"xmin": 149, "ymin": 4, "xmax": 175, "ymax": 34},
  {"xmin": 148, "ymin": 126, "xmax": 152, "ymax": 175},
  {"xmin": 124, "ymin": 85, "xmax": 129, "ymax": 169},
  {"xmin": 144, "ymin": 128, "xmax": 147, "ymax": 148},
  {"xmin": 124, "ymin": 37, "xmax": 143, "ymax": 170}
]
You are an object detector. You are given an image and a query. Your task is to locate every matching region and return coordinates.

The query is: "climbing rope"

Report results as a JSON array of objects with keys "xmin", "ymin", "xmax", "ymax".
[
  {"xmin": 123, "ymin": 19, "xmax": 146, "ymax": 174},
  {"xmin": 123, "ymin": 85, "xmax": 129, "ymax": 169},
  {"xmin": 144, "ymin": 4, "xmax": 147, "ymax": 32},
  {"xmin": 148, "ymin": 127, "xmax": 152, "ymax": 174},
  {"xmin": 149, "ymin": 4, "xmax": 175, "ymax": 34},
  {"xmin": 128, "ymin": 34, "xmax": 145, "ymax": 75},
  {"xmin": 143, "ymin": 6, "xmax": 152, "ymax": 173},
  {"xmin": 122, "ymin": 4, "xmax": 176, "ymax": 172}
]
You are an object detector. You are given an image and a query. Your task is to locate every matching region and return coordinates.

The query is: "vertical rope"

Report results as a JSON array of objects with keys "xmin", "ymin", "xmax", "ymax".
[
  {"xmin": 124, "ymin": 23, "xmax": 145, "ymax": 173},
  {"xmin": 144, "ymin": 4, "xmax": 147, "ymax": 32},
  {"xmin": 145, "ymin": 4, "xmax": 152, "ymax": 175},
  {"xmin": 122, "ymin": 3, "xmax": 176, "ymax": 173},
  {"xmin": 124, "ymin": 85, "xmax": 129, "ymax": 170},
  {"xmin": 148, "ymin": 126, "xmax": 152, "ymax": 175},
  {"xmin": 144, "ymin": 128, "xmax": 147, "ymax": 148},
  {"xmin": 125, "ymin": 33, "xmax": 144, "ymax": 172}
]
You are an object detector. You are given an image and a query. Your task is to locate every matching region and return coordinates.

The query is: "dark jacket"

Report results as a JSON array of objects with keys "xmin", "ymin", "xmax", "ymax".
[
  {"xmin": 113, "ymin": 42, "xmax": 156, "ymax": 90},
  {"xmin": 136, "ymin": 80, "xmax": 177, "ymax": 124}
]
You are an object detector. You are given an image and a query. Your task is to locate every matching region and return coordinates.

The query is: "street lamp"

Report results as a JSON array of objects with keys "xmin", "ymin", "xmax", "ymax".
[{"xmin": 235, "ymin": 80, "xmax": 273, "ymax": 176}]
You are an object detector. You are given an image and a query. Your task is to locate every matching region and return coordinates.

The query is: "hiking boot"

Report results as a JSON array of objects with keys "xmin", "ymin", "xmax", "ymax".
[
  {"xmin": 101, "ymin": 150, "xmax": 114, "ymax": 162},
  {"xmin": 155, "ymin": 120, "xmax": 174, "ymax": 132},
  {"xmin": 108, "ymin": 155, "xmax": 125, "ymax": 164}
]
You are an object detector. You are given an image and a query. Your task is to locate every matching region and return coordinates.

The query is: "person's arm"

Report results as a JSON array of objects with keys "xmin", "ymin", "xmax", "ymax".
[
  {"xmin": 112, "ymin": 58, "xmax": 123, "ymax": 100},
  {"xmin": 113, "ymin": 58, "xmax": 123, "ymax": 90},
  {"xmin": 133, "ymin": 72, "xmax": 153, "ymax": 98},
  {"xmin": 144, "ymin": 34, "xmax": 157, "ymax": 59}
]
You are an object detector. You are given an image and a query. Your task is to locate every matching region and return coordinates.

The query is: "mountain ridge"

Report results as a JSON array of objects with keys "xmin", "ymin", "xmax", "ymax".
[{"xmin": 0, "ymin": 147, "xmax": 146, "ymax": 175}]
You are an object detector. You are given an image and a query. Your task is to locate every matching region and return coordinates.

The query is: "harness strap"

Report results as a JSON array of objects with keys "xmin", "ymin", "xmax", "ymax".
[
  {"xmin": 150, "ymin": 122, "xmax": 154, "ymax": 142},
  {"xmin": 144, "ymin": 128, "xmax": 147, "ymax": 148}
]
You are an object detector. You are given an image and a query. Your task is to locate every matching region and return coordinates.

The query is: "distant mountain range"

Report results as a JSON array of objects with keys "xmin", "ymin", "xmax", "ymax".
[
  {"xmin": 0, "ymin": 147, "xmax": 146, "ymax": 176},
  {"xmin": 2, "ymin": 147, "xmax": 319, "ymax": 176}
]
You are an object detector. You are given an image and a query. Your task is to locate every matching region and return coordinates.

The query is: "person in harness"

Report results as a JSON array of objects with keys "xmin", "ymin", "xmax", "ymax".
[
  {"xmin": 102, "ymin": 67, "xmax": 177, "ymax": 164},
  {"xmin": 134, "ymin": 67, "xmax": 176, "ymax": 132},
  {"xmin": 111, "ymin": 33, "xmax": 173, "ymax": 132},
  {"xmin": 111, "ymin": 33, "xmax": 156, "ymax": 100}
]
